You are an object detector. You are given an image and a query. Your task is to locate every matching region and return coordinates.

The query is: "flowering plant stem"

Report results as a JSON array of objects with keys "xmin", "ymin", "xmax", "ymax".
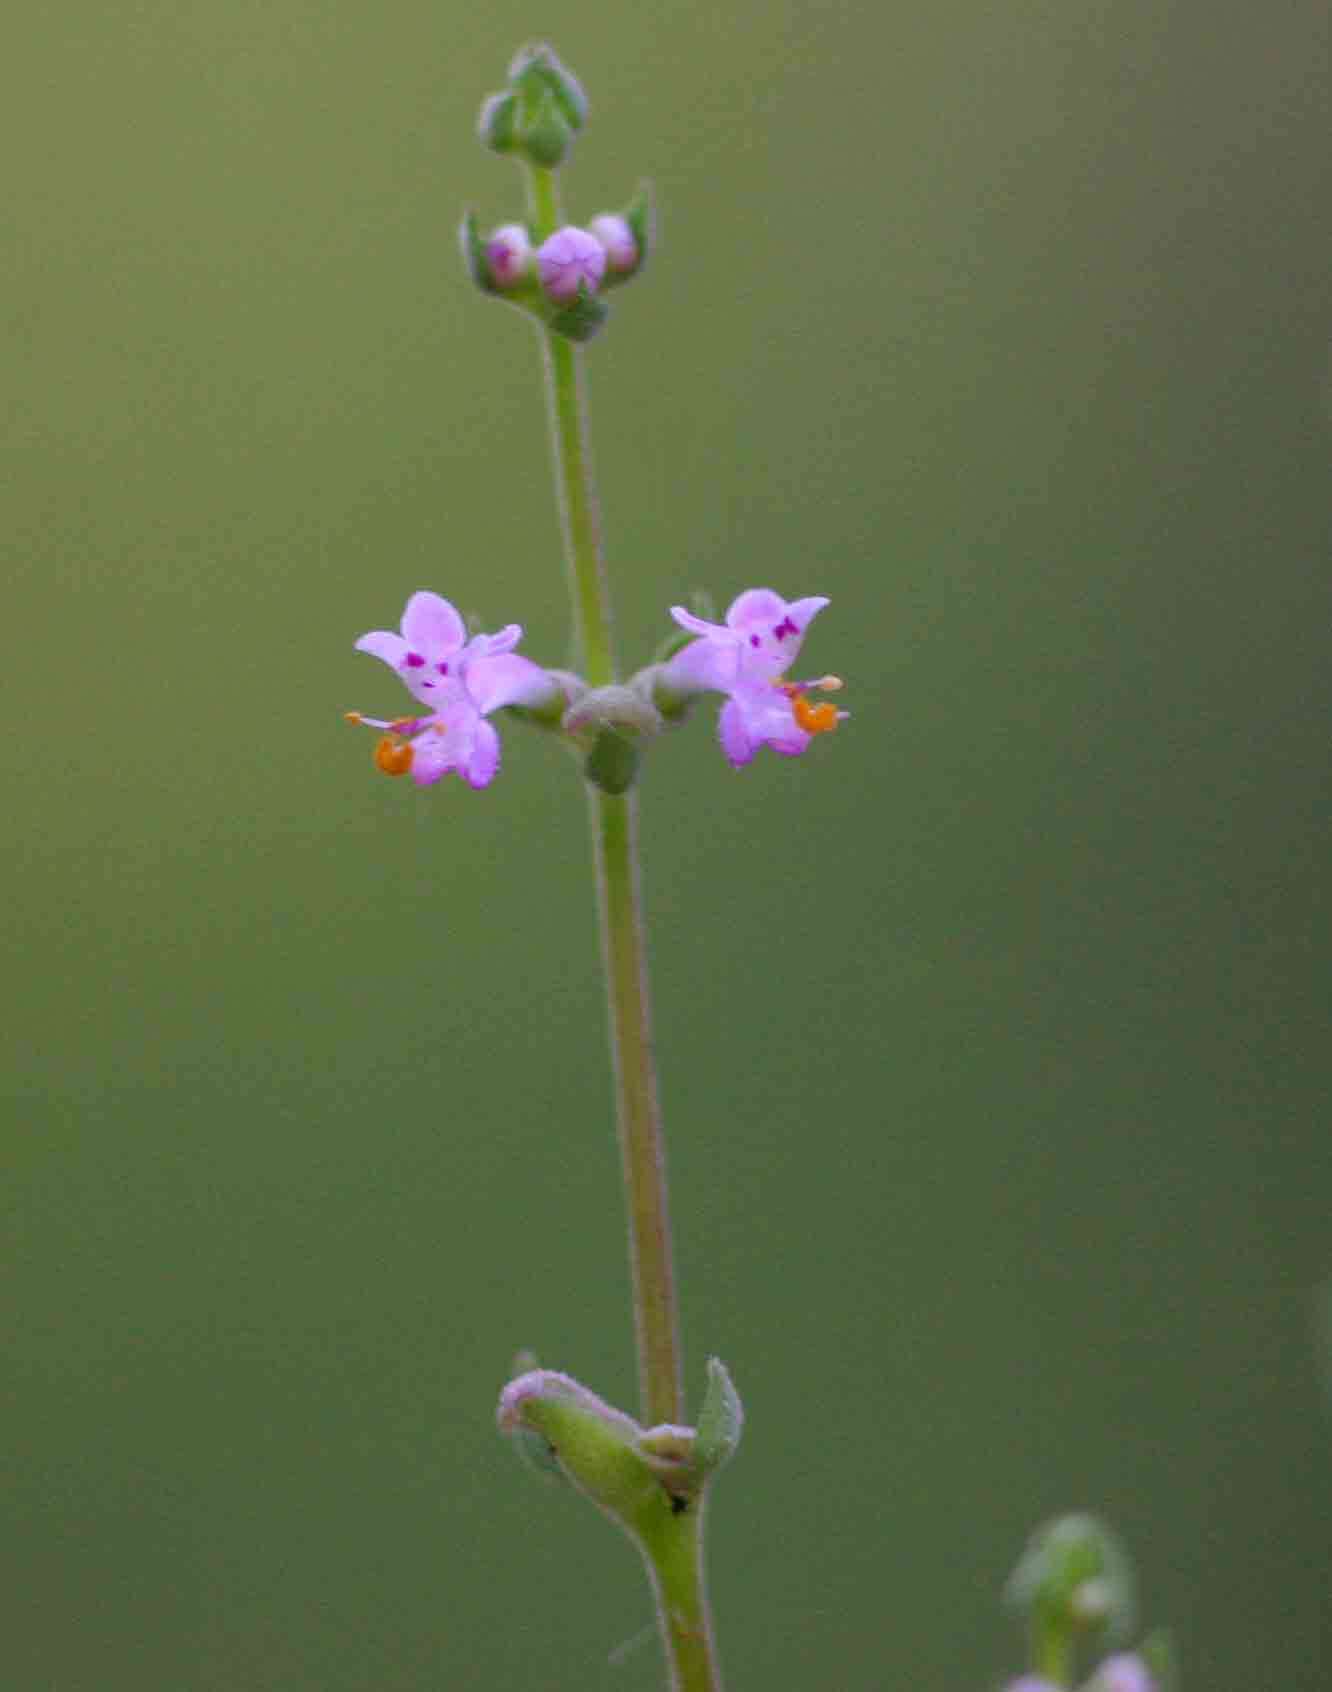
[{"xmin": 525, "ymin": 159, "xmax": 724, "ymax": 1692}]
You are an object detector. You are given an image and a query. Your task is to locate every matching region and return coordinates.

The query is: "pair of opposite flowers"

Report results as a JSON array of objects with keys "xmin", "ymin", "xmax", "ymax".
[{"xmin": 346, "ymin": 588, "xmax": 846, "ymax": 789}]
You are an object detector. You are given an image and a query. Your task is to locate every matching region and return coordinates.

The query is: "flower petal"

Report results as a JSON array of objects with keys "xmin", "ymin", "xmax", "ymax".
[
  {"xmin": 669, "ymin": 606, "xmax": 728, "ymax": 639},
  {"xmin": 464, "ymin": 719, "xmax": 501, "ymax": 788},
  {"xmin": 664, "ymin": 634, "xmax": 738, "ymax": 694},
  {"xmin": 477, "ymin": 623, "xmax": 523, "ymax": 658},
  {"xmin": 467, "ymin": 653, "xmax": 557, "ymax": 715},
  {"xmin": 725, "ymin": 589, "xmax": 788, "ymax": 630},
  {"xmin": 745, "ymin": 686, "xmax": 810, "ymax": 756},
  {"xmin": 718, "ymin": 697, "xmax": 756, "ymax": 767},
  {"xmin": 401, "ymin": 591, "xmax": 466, "ymax": 655},
  {"xmin": 784, "ymin": 596, "xmax": 830, "ymax": 632},
  {"xmin": 354, "ymin": 630, "xmax": 409, "ymax": 667}
]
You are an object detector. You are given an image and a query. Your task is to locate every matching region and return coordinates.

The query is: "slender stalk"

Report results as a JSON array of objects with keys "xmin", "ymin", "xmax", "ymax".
[
  {"xmin": 542, "ymin": 332, "xmax": 615, "ymax": 687},
  {"xmin": 525, "ymin": 165, "xmax": 613, "ymax": 686},
  {"xmin": 591, "ymin": 786, "xmax": 681, "ymax": 1427},
  {"xmin": 523, "ymin": 158, "xmax": 682, "ymax": 1427},
  {"xmin": 523, "ymin": 159, "xmax": 723, "ymax": 1691}
]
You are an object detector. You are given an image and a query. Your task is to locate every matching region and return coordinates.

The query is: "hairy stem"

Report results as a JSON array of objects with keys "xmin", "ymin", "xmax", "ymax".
[
  {"xmin": 591, "ymin": 786, "xmax": 682, "ymax": 1428},
  {"xmin": 524, "ymin": 160, "xmax": 722, "ymax": 1691}
]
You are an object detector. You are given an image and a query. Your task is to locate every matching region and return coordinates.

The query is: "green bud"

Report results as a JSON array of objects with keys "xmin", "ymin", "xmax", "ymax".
[
  {"xmin": 508, "ymin": 42, "xmax": 588, "ymax": 131},
  {"xmin": 520, "ymin": 95, "xmax": 574, "ymax": 169},
  {"xmin": 1006, "ymin": 1513, "xmax": 1137, "ymax": 1649},
  {"xmin": 694, "ymin": 1356, "xmax": 744, "ymax": 1474},
  {"xmin": 477, "ymin": 90, "xmax": 518, "ymax": 154}
]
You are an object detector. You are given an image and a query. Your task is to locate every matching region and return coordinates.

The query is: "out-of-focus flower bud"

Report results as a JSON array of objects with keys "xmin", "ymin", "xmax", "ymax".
[
  {"xmin": 1006, "ymin": 1514, "xmax": 1137, "ymax": 1648},
  {"xmin": 536, "ymin": 225, "xmax": 607, "ymax": 302},
  {"xmin": 508, "ymin": 42, "xmax": 588, "ymax": 132},
  {"xmin": 587, "ymin": 183, "xmax": 655, "ymax": 288},
  {"xmin": 476, "ymin": 45, "xmax": 587, "ymax": 170},
  {"xmin": 590, "ymin": 214, "xmax": 638, "ymax": 275},
  {"xmin": 485, "ymin": 223, "xmax": 533, "ymax": 289},
  {"xmin": 1085, "ymin": 1654, "xmax": 1155, "ymax": 1692}
]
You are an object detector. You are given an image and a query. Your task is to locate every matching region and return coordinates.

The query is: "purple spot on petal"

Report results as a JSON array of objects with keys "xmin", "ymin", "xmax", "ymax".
[
  {"xmin": 773, "ymin": 617, "xmax": 798, "ymax": 641},
  {"xmin": 749, "ymin": 634, "xmax": 761, "ymax": 648},
  {"xmin": 421, "ymin": 680, "xmax": 435, "ymax": 689},
  {"xmin": 437, "ymin": 662, "xmax": 450, "ymax": 675},
  {"xmin": 405, "ymin": 652, "xmax": 426, "ymax": 668}
]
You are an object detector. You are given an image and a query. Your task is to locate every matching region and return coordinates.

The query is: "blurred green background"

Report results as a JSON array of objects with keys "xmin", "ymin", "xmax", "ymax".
[{"xmin": 5, "ymin": 1, "xmax": 1330, "ymax": 1687}]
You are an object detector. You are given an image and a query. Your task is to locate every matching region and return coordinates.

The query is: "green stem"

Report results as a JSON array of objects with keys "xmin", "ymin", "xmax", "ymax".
[
  {"xmin": 1032, "ymin": 1616, "xmax": 1074, "ymax": 1687},
  {"xmin": 592, "ymin": 787, "xmax": 681, "ymax": 1428},
  {"xmin": 523, "ymin": 157, "xmax": 722, "ymax": 1692},
  {"xmin": 639, "ymin": 1503, "xmax": 724, "ymax": 1692},
  {"xmin": 524, "ymin": 166, "xmax": 615, "ymax": 686}
]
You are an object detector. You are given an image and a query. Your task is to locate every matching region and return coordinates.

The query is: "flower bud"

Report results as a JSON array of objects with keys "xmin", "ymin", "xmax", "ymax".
[
  {"xmin": 536, "ymin": 225, "xmax": 607, "ymax": 302},
  {"xmin": 508, "ymin": 42, "xmax": 588, "ymax": 132},
  {"xmin": 519, "ymin": 98, "xmax": 575, "ymax": 169},
  {"xmin": 1006, "ymin": 1514, "xmax": 1136, "ymax": 1648},
  {"xmin": 590, "ymin": 214, "xmax": 638, "ymax": 275},
  {"xmin": 485, "ymin": 223, "xmax": 533, "ymax": 289}
]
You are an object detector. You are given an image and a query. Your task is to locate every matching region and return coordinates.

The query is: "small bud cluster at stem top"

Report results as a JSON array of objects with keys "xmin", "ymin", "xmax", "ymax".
[
  {"xmin": 463, "ymin": 48, "xmax": 654, "ymax": 341},
  {"xmin": 346, "ymin": 588, "xmax": 847, "ymax": 793}
]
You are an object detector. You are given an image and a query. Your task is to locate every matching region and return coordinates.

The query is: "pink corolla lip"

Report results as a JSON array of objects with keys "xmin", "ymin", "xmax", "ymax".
[
  {"xmin": 663, "ymin": 589, "xmax": 844, "ymax": 768},
  {"xmin": 350, "ymin": 591, "xmax": 555, "ymax": 788}
]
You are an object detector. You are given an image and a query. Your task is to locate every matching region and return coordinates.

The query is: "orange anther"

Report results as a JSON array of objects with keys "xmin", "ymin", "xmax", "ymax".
[
  {"xmin": 344, "ymin": 711, "xmax": 364, "ymax": 724},
  {"xmin": 792, "ymin": 694, "xmax": 839, "ymax": 736},
  {"xmin": 374, "ymin": 735, "xmax": 414, "ymax": 776}
]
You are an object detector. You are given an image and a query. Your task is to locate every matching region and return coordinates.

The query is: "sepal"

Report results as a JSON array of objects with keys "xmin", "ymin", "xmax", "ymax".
[
  {"xmin": 585, "ymin": 728, "xmax": 640, "ymax": 794},
  {"xmin": 458, "ymin": 208, "xmax": 501, "ymax": 294},
  {"xmin": 497, "ymin": 1370, "xmax": 665, "ymax": 1532},
  {"xmin": 694, "ymin": 1356, "xmax": 744, "ymax": 1474},
  {"xmin": 548, "ymin": 288, "xmax": 611, "ymax": 343},
  {"xmin": 477, "ymin": 91, "xmax": 518, "ymax": 154}
]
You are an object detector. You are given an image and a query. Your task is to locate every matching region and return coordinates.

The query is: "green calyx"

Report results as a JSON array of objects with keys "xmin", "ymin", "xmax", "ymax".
[{"xmin": 497, "ymin": 1361, "xmax": 745, "ymax": 1536}]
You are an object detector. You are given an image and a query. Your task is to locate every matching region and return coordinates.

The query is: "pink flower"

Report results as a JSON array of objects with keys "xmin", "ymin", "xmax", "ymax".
[
  {"xmin": 663, "ymin": 588, "xmax": 844, "ymax": 768},
  {"xmin": 349, "ymin": 591, "xmax": 555, "ymax": 789},
  {"xmin": 536, "ymin": 225, "xmax": 607, "ymax": 302}
]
